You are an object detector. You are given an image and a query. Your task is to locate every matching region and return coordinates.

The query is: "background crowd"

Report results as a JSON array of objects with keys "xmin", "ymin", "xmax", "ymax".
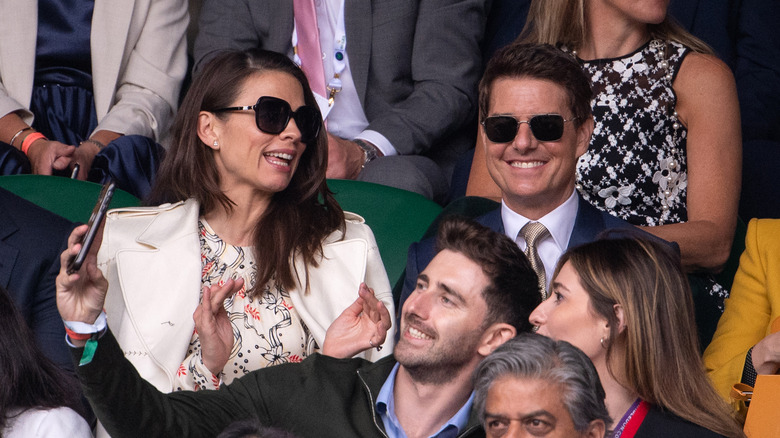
[{"xmin": 1, "ymin": 0, "xmax": 779, "ymax": 437}]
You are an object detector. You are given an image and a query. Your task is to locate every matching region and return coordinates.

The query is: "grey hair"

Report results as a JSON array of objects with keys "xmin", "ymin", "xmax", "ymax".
[{"xmin": 473, "ymin": 333, "xmax": 612, "ymax": 432}]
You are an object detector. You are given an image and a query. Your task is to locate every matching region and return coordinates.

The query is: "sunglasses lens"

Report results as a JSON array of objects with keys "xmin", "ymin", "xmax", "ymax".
[
  {"xmin": 255, "ymin": 97, "xmax": 321, "ymax": 143},
  {"xmin": 255, "ymin": 97, "xmax": 291, "ymax": 134},
  {"xmin": 293, "ymin": 106, "xmax": 322, "ymax": 143},
  {"xmin": 529, "ymin": 115, "xmax": 565, "ymax": 141},
  {"xmin": 483, "ymin": 116, "xmax": 519, "ymax": 143}
]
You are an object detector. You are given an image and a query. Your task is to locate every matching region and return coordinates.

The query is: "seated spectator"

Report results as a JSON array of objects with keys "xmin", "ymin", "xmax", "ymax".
[
  {"xmin": 0, "ymin": 285, "xmax": 91, "ymax": 438},
  {"xmin": 0, "ymin": 186, "xmax": 74, "ymax": 371},
  {"xmin": 531, "ymin": 237, "xmax": 744, "ymax": 437},
  {"xmin": 473, "ymin": 333, "xmax": 610, "ymax": 438},
  {"xmin": 399, "ymin": 43, "xmax": 661, "ymax": 313},
  {"xmin": 60, "ymin": 49, "xmax": 395, "ymax": 403},
  {"xmin": 194, "ymin": 0, "xmax": 486, "ymax": 202},
  {"xmin": 468, "ymin": 0, "xmax": 741, "ymax": 280},
  {"xmin": 704, "ymin": 219, "xmax": 780, "ymax": 399},
  {"xmin": 0, "ymin": 0, "xmax": 188, "ymax": 198},
  {"xmin": 56, "ymin": 216, "xmax": 541, "ymax": 437}
]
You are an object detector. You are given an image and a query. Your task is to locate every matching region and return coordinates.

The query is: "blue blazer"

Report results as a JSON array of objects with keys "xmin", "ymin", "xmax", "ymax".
[
  {"xmin": 0, "ymin": 187, "xmax": 75, "ymax": 371},
  {"xmin": 397, "ymin": 195, "xmax": 665, "ymax": 316}
]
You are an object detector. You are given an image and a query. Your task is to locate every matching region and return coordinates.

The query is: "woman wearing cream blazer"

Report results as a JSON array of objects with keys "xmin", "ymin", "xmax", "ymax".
[
  {"xmin": 57, "ymin": 49, "xmax": 394, "ymax": 402},
  {"xmin": 0, "ymin": 0, "xmax": 187, "ymax": 188}
]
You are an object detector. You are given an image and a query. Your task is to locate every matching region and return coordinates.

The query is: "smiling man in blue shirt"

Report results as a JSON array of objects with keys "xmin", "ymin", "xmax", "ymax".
[{"xmin": 59, "ymin": 217, "xmax": 540, "ymax": 438}]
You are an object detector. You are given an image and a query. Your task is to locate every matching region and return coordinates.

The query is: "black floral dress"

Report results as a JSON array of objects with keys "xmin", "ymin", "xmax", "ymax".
[{"xmin": 573, "ymin": 40, "xmax": 727, "ymax": 303}]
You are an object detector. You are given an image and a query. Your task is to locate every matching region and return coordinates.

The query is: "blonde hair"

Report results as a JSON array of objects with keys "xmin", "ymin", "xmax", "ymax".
[
  {"xmin": 519, "ymin": 0, "xmax": 713, "ymax": 55},
  {"xmin": 556, "ymin": 237, "xmax": 743, "ymax": 438}
]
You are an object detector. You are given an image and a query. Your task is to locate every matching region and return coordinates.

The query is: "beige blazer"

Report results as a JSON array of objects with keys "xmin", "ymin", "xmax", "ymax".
[
  {"xmin": 98, "ymin": 199, "xmax": 395, "ymax": 393},
  {"xmin": 0, "ymin": 0, "xmax": 188, "ymax": 141}
]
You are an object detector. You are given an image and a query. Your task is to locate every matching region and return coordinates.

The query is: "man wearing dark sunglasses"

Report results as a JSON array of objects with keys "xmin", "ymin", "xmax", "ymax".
[{"xmin": 398, "ymin": 43, "xmax": 662, "ymax": 313}]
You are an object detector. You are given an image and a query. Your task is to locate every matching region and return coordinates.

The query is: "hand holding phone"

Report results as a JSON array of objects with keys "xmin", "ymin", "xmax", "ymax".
[{"xmin": 66, "ymin": 181, "xmax": 115, "ymax": 274}]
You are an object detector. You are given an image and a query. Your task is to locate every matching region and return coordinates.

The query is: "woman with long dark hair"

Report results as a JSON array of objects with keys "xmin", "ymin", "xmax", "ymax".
[
  {"xmin": 56, "ymin": 49, "xmax": 393, "ymax": 399},
  {"xmin": 0, "ymin": 285, "xmax": 91, "ymax": 437}
]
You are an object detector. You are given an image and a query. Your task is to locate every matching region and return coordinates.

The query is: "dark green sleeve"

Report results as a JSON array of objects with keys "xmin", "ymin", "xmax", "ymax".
[{"xmin": 72, "ymin": 330, "xmax": 266, "ymax": 437}]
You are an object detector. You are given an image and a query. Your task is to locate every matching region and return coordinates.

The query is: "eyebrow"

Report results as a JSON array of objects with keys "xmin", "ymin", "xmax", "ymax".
[
  {"xmin": 483, "ymin": 410, "xmax": 557, "ymax": 422},
  {"xmin": 550, "ymin": 281, "xmax": 569, "ymax": 293},
  {"xmin": 416, "ymin": 274, "xmax": 429, "ymax": 285},
  {"xmin": 439, "ymin": 282, "xmax": 466, "ymax": 305}
]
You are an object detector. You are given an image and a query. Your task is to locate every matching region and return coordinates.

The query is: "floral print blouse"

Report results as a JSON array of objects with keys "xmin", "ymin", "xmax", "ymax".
[{"xmin": 174, "ymin": 219, "xmax": 317, "ymax": 391}]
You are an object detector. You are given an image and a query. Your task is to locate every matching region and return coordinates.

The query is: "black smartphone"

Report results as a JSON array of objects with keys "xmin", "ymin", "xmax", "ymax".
[{"xmin": 66, "ymin": 181, "xmax": 116, "ymax": 274}]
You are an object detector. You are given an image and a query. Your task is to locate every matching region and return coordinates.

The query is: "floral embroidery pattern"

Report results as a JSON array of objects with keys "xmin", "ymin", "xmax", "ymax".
[
  {"xmin": 570, "ymin": 40, "xmax": 727, "ymax": 303},
  {"xmin": 174, "ymin": 219, "xmax": 315, "ymax": 392},
  {"xmin": 573, "ymin": 40, "xmax": 688, "ymax": 227}
]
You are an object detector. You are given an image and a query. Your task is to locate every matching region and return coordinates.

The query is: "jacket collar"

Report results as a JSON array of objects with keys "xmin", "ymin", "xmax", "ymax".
[{"xmin": 356, "ymin": 356, "xmax": 483, "ymax": 437}]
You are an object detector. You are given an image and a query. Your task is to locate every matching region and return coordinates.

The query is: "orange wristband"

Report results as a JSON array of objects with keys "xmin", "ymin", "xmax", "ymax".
[
  {"xmin": 21, "ymin": 132, "xmax": 46, "ymax": 155},
  {"xmin": 64, "ymin": 326, "xmax": 93, "ymax": 341}
]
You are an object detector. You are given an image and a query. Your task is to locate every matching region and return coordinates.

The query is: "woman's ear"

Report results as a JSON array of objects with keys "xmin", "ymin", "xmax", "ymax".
[
  {"xmin": 199, "ymin": 111, "xmax": 220, "ymax": 150},
  {"xmin": 613, "ymin": 304, "xmax": 627, "ymax": 334}
]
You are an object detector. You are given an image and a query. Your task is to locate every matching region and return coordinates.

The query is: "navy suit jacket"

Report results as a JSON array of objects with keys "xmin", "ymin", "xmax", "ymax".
[
  {"xmin": 0, "ymin": 187, "xmax": 75, "ymax": 371},
  {"xmin": 397, "ymin": 195, "xmax": 667, "ymax": 316}
]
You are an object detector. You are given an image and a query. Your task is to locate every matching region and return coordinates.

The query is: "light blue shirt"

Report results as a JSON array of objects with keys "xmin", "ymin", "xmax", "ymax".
[{"xmin": 376, "ymin": 363, "xmax": 474, "ymax": 438}]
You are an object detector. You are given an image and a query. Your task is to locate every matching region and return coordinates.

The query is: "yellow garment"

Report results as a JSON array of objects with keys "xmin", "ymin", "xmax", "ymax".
[{"xmin": 704, "ymin": 219, "xmax": 780, "ymax": 399}]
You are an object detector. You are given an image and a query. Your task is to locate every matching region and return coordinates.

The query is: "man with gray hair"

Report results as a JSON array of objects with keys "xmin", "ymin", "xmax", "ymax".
[{"xmin": 473, "ymin": 333, "xmax": 611, "ymax": 438}]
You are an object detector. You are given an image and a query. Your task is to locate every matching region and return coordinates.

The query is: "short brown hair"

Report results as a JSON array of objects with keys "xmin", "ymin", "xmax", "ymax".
[
  {"xmin": 479, "ymin": 43, "xmax": 592, "ymax": 127},
  {"xmin": 436, "ymin": 217, "xmax": 540, "ymax": 333}
]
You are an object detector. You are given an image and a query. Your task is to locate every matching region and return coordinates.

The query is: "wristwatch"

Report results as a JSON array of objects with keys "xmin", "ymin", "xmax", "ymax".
[{"xmin": 354, "ymin": 139, "xmax": 380, "ymax": 169}]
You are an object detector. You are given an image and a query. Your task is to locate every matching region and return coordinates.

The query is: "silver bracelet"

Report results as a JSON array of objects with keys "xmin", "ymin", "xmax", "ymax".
[{"xmin": 9, "ymin": 127, "xmax": 32, "ymax": 148}]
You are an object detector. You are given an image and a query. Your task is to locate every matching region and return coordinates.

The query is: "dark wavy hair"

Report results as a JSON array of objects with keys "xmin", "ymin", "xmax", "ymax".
[
  {"xmin": 436, "ymin": 217, "xmax": 541, "ymax": 333},
  {"xmin": 479, "ymin": 42, "xmax": 592, "ymax": 128},
  {"xmin": 0, "ymin": 286, "xmax": 85, "ymax": 429},
  {"xmin": 147, "ymin": 49, "xmax": 344, "ymax": 295}
]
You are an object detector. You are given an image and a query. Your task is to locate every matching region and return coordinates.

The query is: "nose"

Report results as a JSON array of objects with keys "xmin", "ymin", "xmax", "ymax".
[
  {"xmin": 510, "ymin": 121, "xmax": 535, "ymax": 152},
  {"xmin": 404, "ymin": 288, "xmax": 432, "ymax": 320},
  {"xmin": 504, "ymin": 422, "xmax": 525, "ymax": 438},
  {"xmin": 280, "ymin": 115, "xmax": 303, "ymax": 143},
  {"xmin": 528, "ymin": 300, "xmax": 548, "ymax": 327}
]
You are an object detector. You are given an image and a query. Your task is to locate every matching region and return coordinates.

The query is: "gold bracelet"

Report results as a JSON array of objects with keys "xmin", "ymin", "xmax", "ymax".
[{"xmin": 9, "ymin": 127, "xmax": 32, "ymax": 148}]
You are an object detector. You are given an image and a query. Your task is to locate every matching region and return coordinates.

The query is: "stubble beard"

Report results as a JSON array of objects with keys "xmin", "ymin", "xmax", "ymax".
[{"xmin": 394, "ymin": 324, "xmax": 483, "ymax": 385}]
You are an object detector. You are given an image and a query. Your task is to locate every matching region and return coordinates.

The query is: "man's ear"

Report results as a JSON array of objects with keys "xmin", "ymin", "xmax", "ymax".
[
  {"xmin": 198, "ymin": 111, "xmax": 220, "ymax": 150},
  {"xmin": 584, "ymin": 419, "xmax": 606, "ymax": 438},
  {"xmin": 574, "ymin": 116, "xmax": 594, "ymax": 158},
  {"xmin": 476, "ymin": 323, "xmax": 516, "ymax": 357}
]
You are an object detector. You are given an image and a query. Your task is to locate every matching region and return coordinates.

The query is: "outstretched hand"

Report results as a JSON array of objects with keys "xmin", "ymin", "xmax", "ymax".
[
  {"xmin": 193, "ymin": 278, "xmax": 244, "ymax": 375},
  {"xmin": 323, "ymin": 283, "xmax": 391, "ymax": 358},
  {"xmin": 56, "ymin": 224, "xmax": 108, "ymax": 325}
]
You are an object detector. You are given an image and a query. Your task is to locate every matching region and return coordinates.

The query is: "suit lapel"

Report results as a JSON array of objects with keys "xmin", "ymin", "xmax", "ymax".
[
  {"xmin": 478, "ymin": 208, "xmax": 505, "ymax": 235},
  {"xmin": 568, "ymin": 196, "xmax": 608, "ymax": 248},
  {"xmin": 91, "ymin": 0, "xmax": 134, "ymax": 119},
  {"xmin": 111, "ymin": 201, "xmax": 202, "ymax": 378},
  {"xmin": 344, "ymin": 0, "xmax": 371, "ymax": 106}
]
